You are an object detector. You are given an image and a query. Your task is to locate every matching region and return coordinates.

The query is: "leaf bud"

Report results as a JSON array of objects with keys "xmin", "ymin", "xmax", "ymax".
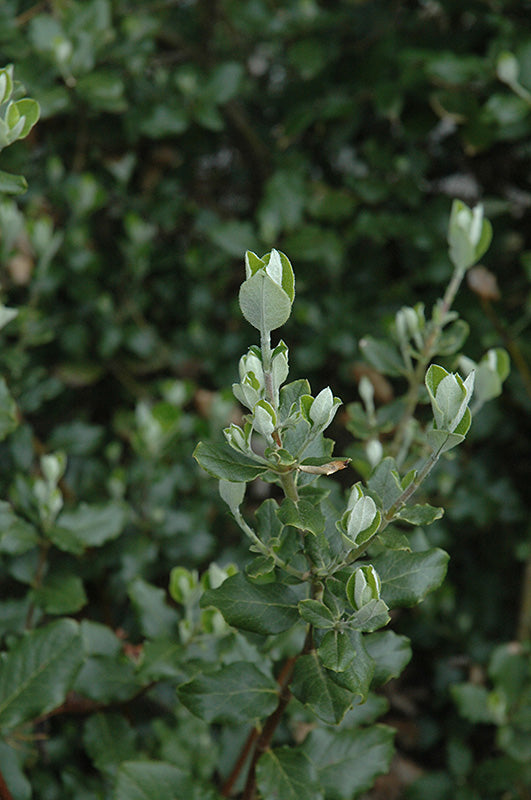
[
  {"xmin": 448, "ymin": 199, "xmax": 492, "ymax": 272},
  {"xmin": 346, "ymin": 564, "xmax": 382, "ymax": 610},
  {"xmin": 252, "ymin": 399, "xmax": 277, "ymax": 441}
]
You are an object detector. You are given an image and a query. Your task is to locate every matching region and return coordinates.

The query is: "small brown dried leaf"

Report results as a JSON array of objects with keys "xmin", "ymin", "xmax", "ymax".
[
  {"xmin": 298, "ymin": 458, "xmax": 351, "ymax": 475},
  {"xmin": 467, "ymin": 265, "xmax": 501, "ymax": 301}
]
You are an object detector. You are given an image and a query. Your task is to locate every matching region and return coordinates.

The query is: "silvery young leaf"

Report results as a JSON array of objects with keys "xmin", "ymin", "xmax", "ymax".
[
  {"xmin": 367, "ymin": 457, "xmax": 402, "ymax": 510},
  {"xmin": 114, "ymin": 760, "xmax": 196, "ymax": 800},
  {"xmin": 0, "ymin": 619, "xmax": 84, "ymax": 731},
  {"xmin": 364, "ymin": 631, "xmax": 412, "ymax": 686},
  {"xmin": 291, "ymin": 651, "xmax": 353, "ymax": 724},
  {"xmin": 194, "ymin": 441, "xmax": 269, "ymax": 482},
  {"xmin": 348, "ymin": 599, "xmax": 390, "ymax": 633},
  {"xmin": 277, "ymin": 498, "xmax": 326, "ymax": 535},
  {"xmin": 178, "ymin": 661, "xmax": 277, "ymax": 723},
  {"xmin": 239, "ymin": 270, "xmax": 292, "ymax": 333},
  {"xmin": 372, "ymin": 548, "xmax": 449, "ymax": 608},
  {"xmin": 200, "ymin": 572, "xmax": 299, "ymax": 635},
  {"xmin": 302, "ymin": 724, "xmax": 395, "ymax": 799},
  {"xmin": 396, "ymin": 503, "xmax": 444, "ymax": 526},
  {"xmin": 256, "ymin": 747, "xmax": 323, "ymax": 800},
  {"xmin": 359, "ymin": 336, "xmax": 405, "ymax": 377}
]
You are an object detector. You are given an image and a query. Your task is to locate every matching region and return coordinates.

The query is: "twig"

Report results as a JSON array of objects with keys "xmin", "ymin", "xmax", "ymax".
[{"xmin": 241, "ymin": 630, "xmax": 313, "ymax": 800}]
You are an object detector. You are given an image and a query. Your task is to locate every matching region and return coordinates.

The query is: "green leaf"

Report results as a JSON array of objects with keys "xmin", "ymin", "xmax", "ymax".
[
  {"xmin": 396, "ymin": 503, "xmax": 444, "ymax": 525},
  {"xmin": 426, "ymin": 412, "xmax": 470, "ymax": 453},
  {"xmin": 0, "ymin": 619, "xmax": 84, "ymax": 731},
  {"xmin": 451, "ymin": 684, "xmax": 497, "ymax": 724},
  {"xmin": 256, "ymin": 747, "xmax": 323, "ymax": 800},
  {"xmin": 303, "ymin": 724, "xmax": 395, "ymax": 799},
  {"xmin": 194, "ymin": 441, "xmax": 269, "ymax": 482},
  {"xmin": 200, "ymin": 573, "xmax": 299, "ymax": 635},
  {"xmin": 0, "ymin": 502, "xmax": 39, "ymax": 555},
  {"xmin": 12, "ymin": 98, "xmax": 40, "ymax": 139},
  {"xmin": 365, "ymin": 631, "xmax": 412, "ymax": 686},
  {"xmin": 318, "ymin": 630, "xmax": 357, "ymax": 672},
  {"xmin": 0, "ymin": 170, "xmax": 28, "ymax": 194},
  {"xmin": 278, "ymin": 498, "xmax": 325, "ymax": 535},
  {"xmin": 178, "ymin": 661, "xmax": 278, "ymax": 723},
  {"xmin": 359, "ymin": 336, "xmax": 405, "ymax": 376},
  {"xmin": 367, "ymin": 457, "xmax": 403, "ymax": 509},
  {"xmin": 318, "ymin": 630, "xmax": 356, "ymax": 672},
  {"xmin": 435, "ymin": 319, "xmax": 469, "ymax": 355},
  {"xmin": 33, "ymin": 573, "xmax": 87, "ymax": 614},
  {"xmin": 246, "ymin": 555, "xmax": 276, "ymax": 580},
  {"xmin": 76, "ymin": 71, "xmax": 126, "ymax": 112},
  {"xmin": 114, "ymin": 761, "xmax": 194, "ymax": 800},
  {"xmin": 135, "ymin": 639, "xmax": 183, "ymax": 682},
  {"xmin": 219, "ymin": 479, "xmax": 246, "ymax": 512},
  {"xmin": 298, "ymin": 599, "xmax": 336, "ymax": 629},
  {"xmin": 258, "ymin": 170, "xmax": 306, "ymax": 242},
  {"xmin": 128, "ymin": 578, "xmax": 177, "ymax": 639},
  {"xmin": 0, "ymin": 741, "xmax": 30, "ymax": 800},
  {"xmin": 208, "ymin": 62, "xmax": 244, "ymax": 104},
  {"xmin": 57, "ymin": 502, "xmax": 128, "ymax": 549},
  {"xmin": 372, "ymin": 548, "xmax": 449, "ymax": 608},
  {"xmin": 279, "ymin": 378, "xmax": 312, "ymax": 419},
  {"xmin": 328, "ymin": 630, "xmax": 375, "ymax": 701},
  {"xmin": 239, "ymin": 270, "xmax": 292, "ymax": 334},
  {"xmin": 291, "ymin": 651, "xmax": 354, "ymax": 724},
  {"xmin": 83, "ymin": 712, "xmax": 136, "ymax": 772},
  {"xmin": 0, "ymin": 378, "xmax": 18, "ymax": 440},
  {"xmin": 139, "ymin": 103, "xmax": 188, "ymax": 137},
  {"xmin": 0, "ymin": 304, "xmax": 18, "ymax": 331},
  {"xmin": 73, "ymin": 655, "xmax": 138, "ymax": 703}
]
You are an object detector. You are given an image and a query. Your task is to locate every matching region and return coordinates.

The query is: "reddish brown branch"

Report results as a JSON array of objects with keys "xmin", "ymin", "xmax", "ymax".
[{"xmin": 241, "ymin": 630, "xmax": 314, "ymax": 800}]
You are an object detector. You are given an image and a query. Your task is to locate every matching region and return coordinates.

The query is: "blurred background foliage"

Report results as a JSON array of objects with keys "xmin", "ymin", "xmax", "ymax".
[{"xmin": 0, "ymin": 0, "xmax": 530, "ymax": 797}]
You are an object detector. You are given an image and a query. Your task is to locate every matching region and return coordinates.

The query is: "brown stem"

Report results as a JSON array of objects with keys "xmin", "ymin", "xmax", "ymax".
[
  {"xmin": 241, "ymin": 630, "xmax": 314, "ymax": 800},
  {"xmin": 0, "ymin": 770, "xmax": 14, "ymax": 800},
  {"xmin": 221, "ymin": 728, "xmax": 259, "ymax": 797},
  {"xmin": 242, "ymin": 662, "xmax": 297, "ymax": 800},
  {"xmin": 14, "ymin": 2, "xmax": 47, "ymax": 26},
  {"xmin": 222, "ymin": 655, "xmax": 297, "ymax": 798}
]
